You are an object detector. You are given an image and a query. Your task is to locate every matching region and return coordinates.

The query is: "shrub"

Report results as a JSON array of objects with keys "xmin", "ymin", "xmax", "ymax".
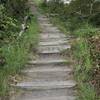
[
  {"xmin": 90, "ymin": 13, "xmax": 100, "ymax": 26},
  {"xmin": 0, "ymin": 4, "xmax": 19, "ymax": 46}
]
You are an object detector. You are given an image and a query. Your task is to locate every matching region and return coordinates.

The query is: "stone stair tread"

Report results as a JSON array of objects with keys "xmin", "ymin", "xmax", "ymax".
[
  {"xmin": 40, "ymin": 33, "xmax": 66, "ymax": 38},
  {"xmin": 38, "ymin": 44, "xmax": 71, "ymax": 48},
  {"xmin": 40, "ymin": 37, "xmax": 68, "ymax": 42},
  {"xmin": 40, "ymin": 23, "xmax": 53, "ymax": 26},
  {"xmin": 38, "ymin": 45, "xmax": 71, "ymax": 54},
  {"xmin": 42, "ymin": 29, "xmax": 60, "ymax": 34},
  {"xmin": 21, "ymin": 67, "xmax": 73, "ymax": 81},
  {"xmin": 34, "ymin": 54, "xmax": 65, "ymax": 61},
  {"xmin": 13, "ymin": 88, "xmax": 76, "ymax": 98},
  {"xmin": 15, "ymin": 80, "xmax": 76, "ymax": 90},
  {"xmin": 25, "ymin": 64, "xmax": 73, "ymax": 70},
  {"xmin": 25, "ymin": 64, "xmax": 72, "ymax": 68},
  {"xmin": 38, "ymin": 50, "xmax": 63, "ymax": 54},
  {"xmin": 22, "ymin": 67, "xmax": 72, "ymax": 73},
  {"xmin": 42, "ymin": 25, "xmax": 57, "ymax": 27},
  {"xmin": 12, "ymin": 95, "xmax": 76, "ymax": 100},
  {"xmin": 42, "ymin": 27, "xmax": 58, "ymax": 31},
  {"xmin": 11, "ymin": 88, "xmax": 76, "ymax": 100},
  {"xmin": 39, "ymin": 40, "xmax": 68, "ymax": 46}
]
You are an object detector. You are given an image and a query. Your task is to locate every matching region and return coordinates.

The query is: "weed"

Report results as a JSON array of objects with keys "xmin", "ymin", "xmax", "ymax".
[
  {"xmin": 78, "ymin": 83, "xmax": 96, "ymax": 100},
  {"xmin": 0, "ymin": 16, "xmax": 39, "ymax": 96}
]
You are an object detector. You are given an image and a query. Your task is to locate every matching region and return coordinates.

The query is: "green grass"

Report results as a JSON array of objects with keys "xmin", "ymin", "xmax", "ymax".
[
  {"xmin": 70, "ymin": 23, "xmax": 99, "ymax": 100},
  {"xmin": 74, "ymin": 24, "xmax": 99, "ymax": 37},
  {"xmin": 78, "ymin": 83, "xmax": 96, "ymax": 100},
  {"xmin": 0, "ymin": 16, "xmax": 39, "ymax": 97},
  {"xmin": 73, "ymin": 38, "xmax": 97, "ymax": 100},
  {"xmin": 73, "ymin": 27, "xmax": 99, "ymax": 99},
  {"xmin": 73, "ymin": 38, "xmax": 92, "ymax": 72},
  {"xmin": 50, "ymin": 17, "xmax": 69, "ymax": 34}
]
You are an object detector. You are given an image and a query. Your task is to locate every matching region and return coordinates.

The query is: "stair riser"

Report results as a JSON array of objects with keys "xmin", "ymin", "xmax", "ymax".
[
  {"xmin": 34, "ymin": 54, "xmax": 68, "ymax": 60},
  {"xmin": 15, "ymin": 86, "xmax": 76, "ymax": 92},
  {"xmin": 38, "ymin": 46, "xmax": 71, "ymax": 54},
  {"xmin": 41, "ymin": 27, "xmax": 58, "ymax": 30},
  {"xmin": 28, "ymin": 61, "xmax": 67, "ymax": 65},
  {"xmin": 39, "ymin": 23, "xmax": 53, "ymax": 26},
  {"xmin": 39, "ymin": 41, "xmax": 69, "ymax": 46},
  {"xmin": 27, "ymin": 62, "xmax": 73, "ymax": 67},
  {"xmin": 41, "ymin": 25, "xmax": 58, "ymax": 28},
  {"xmin": 25, "ymin": 64, "xmax": 73, "ymax": 69},
  {"xmin": 41, "ymin": 31, "xmax": 61, "ymax": 34},
  {"xmin": 40, "ymin": 38, "xmax": 70, "ymax": 42}
]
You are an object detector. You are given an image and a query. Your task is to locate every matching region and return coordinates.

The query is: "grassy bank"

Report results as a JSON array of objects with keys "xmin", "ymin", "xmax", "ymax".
[
  {"xmin": 0, "ymin": 16, "xmax": 39, "ymax": 97},
  {"xmin": 50, "ymin": 16, "xmax": 100, "ymax": 100},
  {"xmin": 50, "ymin": 17, "xmax": 100, "ymax": 100}
]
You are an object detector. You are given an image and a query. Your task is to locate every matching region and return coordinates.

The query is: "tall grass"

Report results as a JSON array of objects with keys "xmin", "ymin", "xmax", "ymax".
[
  {"xmin": 0, "ymin": 16, "xmax": 39, "ymax": 97},
  {"xmin": 78, "ymin": 83, "xmax": 96, "ymax": 100},
  {"xmin": 72, "ymin": 25, "xmax": 99, "ymax": 100},
  {"xmin": 40, "ymin": 6, "xmax": 98, "ymax": 99}
]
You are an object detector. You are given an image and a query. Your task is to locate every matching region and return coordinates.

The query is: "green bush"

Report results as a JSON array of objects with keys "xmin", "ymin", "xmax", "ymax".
[
  {"xmin": 0, "ymin": 16, "xmax": 39, "ymax": 96},
  {"xmin": 74, "ymin": 24, "xmax": 98, "ymax": 37},
  {"xmin": 3, "ymin": 0, "xmax": 29, "ymax": 20},
  {"xmin": 90, "ymin": 13, "xmax": 100, "ymax": 26},
  {"xmin": 0, "ymin": 4, "xmax": 20, "ymax": 46}
]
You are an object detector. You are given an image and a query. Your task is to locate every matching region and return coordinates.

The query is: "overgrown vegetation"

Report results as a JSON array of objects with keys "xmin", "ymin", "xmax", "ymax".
[
  {"xmin": 0, "ymin": 0, "xmax": 39, "ymax": 98},
  {"xmin": 40, "ymin": 0, "xmax": 100, "ymax": 99}
]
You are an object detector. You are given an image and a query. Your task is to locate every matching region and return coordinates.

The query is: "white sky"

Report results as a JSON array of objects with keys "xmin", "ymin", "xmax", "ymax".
[{"xmin": 63, "ymin": 0, "xmax": 71, "ymax": 4}]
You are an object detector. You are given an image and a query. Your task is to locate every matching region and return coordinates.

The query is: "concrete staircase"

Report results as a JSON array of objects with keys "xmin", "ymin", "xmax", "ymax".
[{"xmin": 11, "ymin": 15, "xmax": 77, "ymax": 100}]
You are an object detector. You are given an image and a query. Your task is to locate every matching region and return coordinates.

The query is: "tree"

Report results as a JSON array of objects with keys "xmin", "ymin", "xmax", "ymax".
[{"xmin": 69, "ymin": 0, "xmax": 100, "ymax": 15}]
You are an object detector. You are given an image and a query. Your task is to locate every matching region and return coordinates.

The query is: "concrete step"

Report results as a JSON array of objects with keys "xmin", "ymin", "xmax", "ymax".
[
  {"xmin": 21, "ymin": 67, "xmax": 73, "ymax": 81},
  {"xmin": 15, "ymin": 80, "xmax": 76, "ymax": 90},
  {"xmin": 22, "ymin": 66, "xmax": 72, "ymax": 72},
  {"xmin": 40, "ymin": 37, "xmax": 68, "ymax": 42},
  {"xmin": 39, "ymin": 23, "xmax": 53, "ymax": 27},
  {"xmin": 42, "ymin": 29, "xmax": 60, "ymax": 33},
  {"xmin": 32, "ymin": 53, "xmax": 65, "ymax": 61},
  {"xmin": 12, "ymin": 95, "xmax": 76, "ymax": 100},
  {"xmin": 11, "ymin": 88, "xmax": 76, "ymax": 100},
  {"xmin": 39, "ymin": 40, "xmax": 68, "ymax": 46},
  {"xmin": 28, "ymin": 59, "xmax": 67, "ymax": 65},
  {"xmin": 41, "ymin": 27, "xmax": 58, "ymax": 31},
  {"xmin": 38, "ymin": 45, "xmax": 71, "ymax": 54},
  {"xmin": 40, "ymin": 33, "xmax": 66, "ymax": 39},
  {"xmin": 25, "ymin": 63, "xmax": 73, "ymax": 68},
  {"xmin": 40, "ymin": 36, "xmax": 74, "ymax": 42},
  {"xmin": 39, "ymin": 22, "xmax": 50, "ymax": 24}
]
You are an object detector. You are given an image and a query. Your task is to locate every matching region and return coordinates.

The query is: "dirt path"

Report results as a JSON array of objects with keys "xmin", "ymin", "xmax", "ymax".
[{"xmin": 10, "ymin": 14, "xmax": 77, "ymax": 100}]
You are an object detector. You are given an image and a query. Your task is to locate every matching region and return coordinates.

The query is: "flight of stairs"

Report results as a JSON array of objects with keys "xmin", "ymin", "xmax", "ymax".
[{"xmin": 11, "ymin": 15, "xmax": 77, "ymax": 100}]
